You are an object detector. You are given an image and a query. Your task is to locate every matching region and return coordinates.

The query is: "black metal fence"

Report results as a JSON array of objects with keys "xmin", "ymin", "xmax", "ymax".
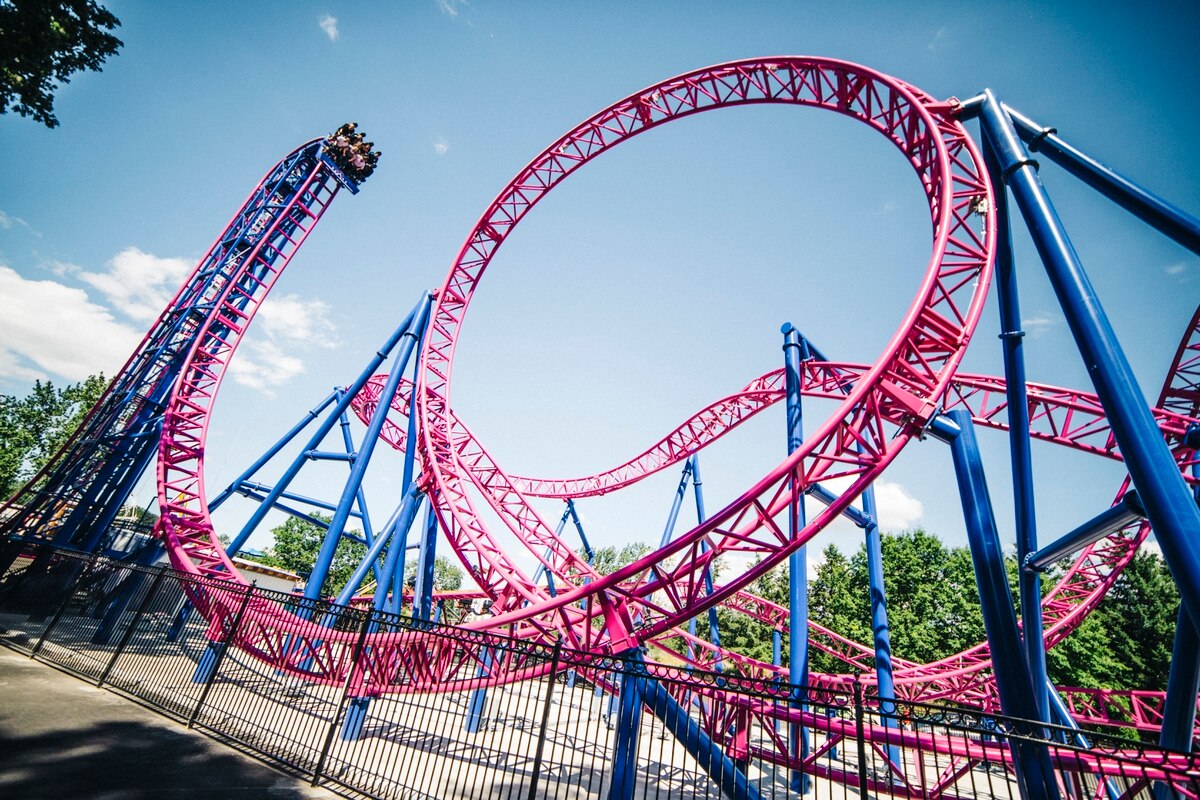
[{"xmin": 1, "ymin": 543, "xmax": 1196, "ymax": 800}]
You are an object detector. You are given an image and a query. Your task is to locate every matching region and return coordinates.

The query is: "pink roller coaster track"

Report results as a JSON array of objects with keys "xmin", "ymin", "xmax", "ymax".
[{"xmin": 142, "ymin": 56, "xmax": 1200, "ymax": 781}]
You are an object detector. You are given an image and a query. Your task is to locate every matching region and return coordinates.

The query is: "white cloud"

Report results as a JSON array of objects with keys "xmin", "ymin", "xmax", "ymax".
[
  {"xmin": 1021, "ymin": 313, "xmax": 1060, "ymax": 337},
  {"xmin": 870, "ymin": 480, "xmax": 925, "ymax": 530},
  {"xmin": 927, "ymin": 25, "xmax": 948, "ymax": 52},
  {"xmin": 0, "ymin": 210, "xmax": 34, "ymax": 233},
  {"xmin": 78, "ymin": 247, "xmax": 192, "ymax": 323},
  {"xmin": 0, "ymin": 265, "xmax": 142, "ymax": 382},
  {"xmin": 434, "ymin": 136, "xmax": 449, "ymax": 156},
  {"xmin": 3, "ymin": 240, "xmax": 336, "ymax": 397},
  {"xmin": 319, "ymin": 14, "xmax": 339, "ymax": 42},
  {"xmin": 228, "ymin": 339, "xmax": 306, "ymax": 397},
  {"xmin": 818, "ymin": 476, "xmax": 924, "ymax": 532},
  {"xmin": 256, "ymin": 293, "xmax": 337, "ymax": 347},
  {"xmin": 1166, "ymin": 263, "xmax": 1188, "ymax": 279},
  {"xmin": 223, "ymin": 293, "xmax": 335, "ymax": 395},
  {"xmin": 437, "ymin": 0, "xmax": 468, "ymax": 18},
  {"xmin": 41, "ymin": 259, "xmax": 80, "ymax": 278}
]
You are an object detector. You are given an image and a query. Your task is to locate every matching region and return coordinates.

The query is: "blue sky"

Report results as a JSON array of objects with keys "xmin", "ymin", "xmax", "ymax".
[{"xmin": 1, "ymin": 1, "xmax": 1197, "ymax": 569}]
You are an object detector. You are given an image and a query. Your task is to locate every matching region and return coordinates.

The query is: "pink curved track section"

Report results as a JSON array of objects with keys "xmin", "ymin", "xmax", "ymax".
[
  {"xmin": 133, "ymin": 57, "xmax": 1200, "ymax": 791},
  {"xmin": 414, "ymin": 56, "xmax": 995, "ymax": 653},
  {"xmin": 143, "ymin": 58, "xmax": 1199, "ymax": 783},
  {"xmin": 150, "ymin": 57, "xmax": 1000, "ymax": 695},
  {"xmin": 352, "ymin": 357, "xmax": 1198, "ymax": 710}
]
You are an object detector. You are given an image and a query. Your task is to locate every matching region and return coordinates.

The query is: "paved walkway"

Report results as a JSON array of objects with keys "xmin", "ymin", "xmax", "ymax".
[{"xmin": 0, "ymin": 648, "xmax": 345, "ymax": 799}]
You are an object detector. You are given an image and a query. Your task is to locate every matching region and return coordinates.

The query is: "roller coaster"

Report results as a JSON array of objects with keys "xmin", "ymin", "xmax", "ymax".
[{"xmin": 2, "ymin": 57, "xmax": 1198, "ymax": 800}]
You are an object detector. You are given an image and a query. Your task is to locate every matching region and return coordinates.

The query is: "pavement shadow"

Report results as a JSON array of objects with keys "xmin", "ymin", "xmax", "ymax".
[{"xmin": 0, "ymin": 718, "xmax": 320, "ymax": 799}]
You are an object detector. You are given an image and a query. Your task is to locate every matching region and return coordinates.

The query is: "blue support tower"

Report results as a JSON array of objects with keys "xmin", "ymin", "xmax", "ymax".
[
  {"xmin": 938, "ymin": 410, "xmax": 1061, "ymax": 800},
  {"xmin": 305, "ymin": 295, "xmax": 434, "ymax": 607},
  {"xmin": 982, "ymin": 132, "xmax": 1050, "ymax": 723},
  {"xmin": 607, "ymin": 649, "xmax": 761, "ymax": 800},
  {"xmin": 781, "ymin": 323, "xmax": 810, "ymax": 794},
  {"xmin": 860, "ymin": 482, "xmax": 900, "ymax": 768},
  {"xmin": 977, "ymin": 92, "xmax": 1200, "ymax": 647},
  {"xmin": 413, "ymin": 499, "xmax": 440, "ymax": 622},
  {"xmin": 0, "ymin": 138, "xmax": 355, "ymax": 559}
]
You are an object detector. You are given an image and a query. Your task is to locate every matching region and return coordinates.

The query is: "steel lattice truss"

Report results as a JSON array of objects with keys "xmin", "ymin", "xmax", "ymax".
[
  {"xmin": 6, "ymin": 55, "xmax": 1197, "ymax": 791},
  {"xmin": 0, "ymin": 141, "xmax": 340, "ymax": 550}
]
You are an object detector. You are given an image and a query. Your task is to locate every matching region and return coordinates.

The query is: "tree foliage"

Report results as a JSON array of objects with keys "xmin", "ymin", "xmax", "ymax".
[
  {"xmin": 589, "ymin": 542, "xmax": 652, "ymax": 576},
  {"xmin": 404, "ymin": 554, "xmax": 465, "ymax": 592},
  {"xmin": 255, "ymin": 513, "xmax": 373, "ymax": 598},
  {"xmin": 0, "ymin": 374, "xmax": 106, "ymax": 498},
  {"xmin": 255, "ymin": 513, "xmax": 466, "ymax": 601},
  {"xmin": 716, "ymin": 528, "xmax": 1178, "ymax": 693},
  {"xmin": 1, "ymin": 0, "xmax": 123, "ymax": 127},
  {"xmin": 1048, "ymin": 550, "xmax": 1178, "ymax": 691}
]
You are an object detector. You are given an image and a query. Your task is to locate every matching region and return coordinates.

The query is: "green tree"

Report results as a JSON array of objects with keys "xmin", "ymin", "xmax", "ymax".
[
  {"xmin": 589, "ymin": 542, "xmax": 652, "ymax": 576},
  {"xmin": 404, "ymin": 555, "xmax": 465, "ymax": 591},
  {"xmin": 256, "ymin": 513, "xmax": 375, "ymax": 598},
  {"xmin": 0, "ymin": 0, "xmax": 123, "ymax": 128},
  {"xmin": 714, "ymin": 529, "xmax": 1179, "ymax": 695},
  {"xmin": 722, "ymin": 530, "xmax": 997, "ymax": 675},
  {"xmin": 0, "ymin": 374, "xmax": 106, "ymax": 498},
  {"xmin": 716, "ymin": 557, "xmax": 791, "ymax": 669},
  {"xmin": 1048, "ymin": 549, "xmax": 1178, "ymax": 691}
]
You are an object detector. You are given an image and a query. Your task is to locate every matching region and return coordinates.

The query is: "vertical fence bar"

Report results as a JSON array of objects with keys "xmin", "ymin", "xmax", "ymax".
[
  {"xmin": 188, "ymin": 584, "xmax": 255, "ymax": 728},
  {"xmin": 313, "ymin": 608, "xmax": 373, "ymax": 786},
  {"xmin": 31, "ymin": 552, "xmax": 96, "ymax": 656},
  {"xmin": 526, "ymin": 639, "xmax": 562, "ymax": 800},
  {"xmin": 854, "ymin": 677, "xmax": 870, "ymax": 799},
  {"xmin": 97, "ymin": 565, "xmax": 167, "ymax": 687}
]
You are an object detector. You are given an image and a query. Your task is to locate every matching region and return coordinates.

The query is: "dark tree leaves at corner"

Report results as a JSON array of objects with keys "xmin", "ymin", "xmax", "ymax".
[{"xmin": 0, "ymin": 0, "xmax": 123, "ymax": 128}]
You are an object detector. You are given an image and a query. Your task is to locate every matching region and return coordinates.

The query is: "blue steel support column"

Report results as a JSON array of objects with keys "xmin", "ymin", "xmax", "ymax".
[
  {"xmin": 781, "ymin": 323, "xmax": 810, "ymax": 794},
  {"xmin": 1000, "ymin": 105, "xmax": 1200, "ymax": 257},
  {"xmin": 401, "ymin": 307, "xmax": 424, "ymax": 493},
  {"xmin": 333, "ymin": 483, "xmax": 423, "ymax": 608},
  {"xmin": 567, "ymin": 500, "xmax": 593, "ymax": 563},
  {"xmin": 1025, "ymin": 492, "xmax": 1144, "ymax": 572},
  {"xmin": 658, "ymin": 460, "xmax": 694, "ymax": 548},
  {"xmin": 413, "ymin": 498, "xmax": 439, "ymax": 622},
  {"xmin": 607, "ymin": 656, "xmax": 646, "ymax": 800},
  {"xmin": 943, "ymin": 409, "xmax": 1061, "ymax": 800},
  {"xmin": 1045, "ymin": 683, "xmax": 1121, "ymax": 800},
  {"xmin": 690, "ymin": 457, "xmax": 722, "ymax": 659},
  {"xmin": 464, "ymin": 648, "xmax": 494, "ymax": 733},
  {"xmin": 1156, "ymin": 462, "xmax": 1200, "ymax": 776},
  {"xmin": 982, "ymin": 134, "xmax": 1050, "ymax": 723},
  {"xmin": 608, "ymin": 649, "xmax": 761, "ymax": 800},
  {"xmin": 336, "ymin": 407, "xmax": 377, "ymax": 554},
  {"xmin": 305, "ymin": 294, "xmax": 434, "ymax": 606},
  {"xmin": 333, "ymin": 488, "xmax": 424, "ymax": 742},
  {"xmin": 225, "ymin": 296, "xmax": 428, "ymax": 558},
  {"xmin": 978, "ymin": 93, "xmax": 1200, "ymax": 637},
  {"xmin": 209, "ymin": 389, "xmax": 340, "ymax": 516},
  {"xmin": 859, "ymin": 482, "xmax": 900, "ymax": 767}
]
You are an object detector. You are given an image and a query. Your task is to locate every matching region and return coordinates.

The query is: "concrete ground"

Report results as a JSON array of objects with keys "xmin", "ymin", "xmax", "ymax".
[{"xmin": 0, "ymin": 647, "xmax": 346, "ymax": 800}]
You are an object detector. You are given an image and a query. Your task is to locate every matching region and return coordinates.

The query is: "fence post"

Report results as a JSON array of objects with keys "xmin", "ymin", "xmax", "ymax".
[
  {"xmin": 853, "ymin": 676, "xmax": 870, "ymax": 799},
  {"xmin": 31, "ymin": 552, "xmax": 98, "ymax": 657},
  {"xmin": 313, "ymin": 608, "xmax": 374, "ymax": 786},
  {"xmin": 526, "ymin": 639, "xmax": 563, "ymax": 800},
  {"xmin": 98, "ymin": 565, "xmax": 167, "ymax": 687},
  {"xmin": 188, "ymin": 584, "xmax": 255, "ymax": 728}
]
